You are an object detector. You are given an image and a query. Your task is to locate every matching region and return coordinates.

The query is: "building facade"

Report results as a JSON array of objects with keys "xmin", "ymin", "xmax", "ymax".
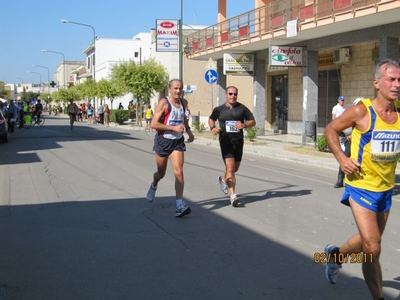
[{"xmin": 183, "ymin": 0, "xmax": 400, "ymax": 143}]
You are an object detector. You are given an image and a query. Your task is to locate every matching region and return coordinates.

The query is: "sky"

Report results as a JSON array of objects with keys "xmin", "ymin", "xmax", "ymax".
[{"xmin": 0, "ymin": 0, "xmax": 254, "ymax": 85}]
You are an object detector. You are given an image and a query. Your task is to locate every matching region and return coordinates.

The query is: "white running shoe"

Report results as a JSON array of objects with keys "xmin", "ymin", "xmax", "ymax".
[
  {"xmin": 175, "ymin": 202, "xmax": 191, "ymax": 218},
  {"xmin": 230, "ymin": 194, "xmax": 239, "ymax": 207},
  {"xmin": 218, "ymin": 176, "xmax": 228, "ymax": 195},
  {"xmin": 324, "ymin": 244, "xmax": 341, "ymax": 284},
  {"xmin": 146, "ymin": 183, "xmax": 157, "ymax": 203}
]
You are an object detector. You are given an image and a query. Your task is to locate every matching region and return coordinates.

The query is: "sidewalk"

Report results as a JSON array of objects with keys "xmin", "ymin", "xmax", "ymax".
[{"xmin": 119, "ymin": 121, "xmax": 340, "ymax": 171}]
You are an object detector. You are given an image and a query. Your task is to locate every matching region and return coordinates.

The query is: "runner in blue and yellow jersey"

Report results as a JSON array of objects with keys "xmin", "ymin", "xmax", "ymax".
[{"xmin": 324, "ymin": 59, "xmax": 400, "ymax": 300}]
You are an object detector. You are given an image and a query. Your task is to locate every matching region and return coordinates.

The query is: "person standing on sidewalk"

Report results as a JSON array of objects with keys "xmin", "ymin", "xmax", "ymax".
[
  {"xmin": 323, "ymin": 59, "xmax": 400, "ymax": 300},
  {"xmin": 332, "ymin": 95, "xmax": 346, "ymax": 120},
  {"xmin": 98, "ymin": 102, "xmax": 104, "ymax": 124},
  {"xmin": 146, "ymin": 79, "xmax": 194, "ymax": 218},
  {"xmin": 208, "ymin": 86, "xmax": 256, "ymax": 207},
  {"xmin": 333, "ymin": 96, "xmax": 365, "ymax": 188},
  {"xmin": 145, "ymin": 105, "xmax": 153, "ymax": 131},
  {"xmin": 6, "ymin": 100, "xmax": 19, "ymax": 133},
  {"xmin": 332, "ymin": 95, "xmax": 347, "ymax": 188}
]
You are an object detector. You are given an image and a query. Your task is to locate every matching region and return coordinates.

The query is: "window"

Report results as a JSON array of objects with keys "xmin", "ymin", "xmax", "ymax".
[{"xmin": 134, "ymin": 52, "xmax": 139, "ymax": 58}]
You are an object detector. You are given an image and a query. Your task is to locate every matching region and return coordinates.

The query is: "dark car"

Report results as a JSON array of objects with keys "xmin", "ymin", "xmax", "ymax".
[{"xmin": 0, "ymin": 109, "xmax": 9, "ymax": 143}]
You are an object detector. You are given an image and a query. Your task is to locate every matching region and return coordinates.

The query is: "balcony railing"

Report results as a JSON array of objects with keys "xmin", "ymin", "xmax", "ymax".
[{"xmin": 184, "ymin": 0, "xmax": 393, "ymax": 56}]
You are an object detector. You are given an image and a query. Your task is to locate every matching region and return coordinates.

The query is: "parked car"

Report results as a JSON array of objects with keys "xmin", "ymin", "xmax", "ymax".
[{"xmin": 0, "ymin": 109, "xmax": 9, "ymax": 143}]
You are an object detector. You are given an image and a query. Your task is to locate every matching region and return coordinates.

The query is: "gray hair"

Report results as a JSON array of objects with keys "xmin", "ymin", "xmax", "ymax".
[
  {"xmin": 373, "ymin": 59, "xmax": 400, "ymax": 80},
  {"xmin": 168, "ymin": 79, "xmax": 183, "ymax": 88}
]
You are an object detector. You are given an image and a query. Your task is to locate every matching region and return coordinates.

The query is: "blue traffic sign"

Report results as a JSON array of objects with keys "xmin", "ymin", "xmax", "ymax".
[{"xmin": 204, "ymin": 69, "xmax": 218, "ymax": 84}]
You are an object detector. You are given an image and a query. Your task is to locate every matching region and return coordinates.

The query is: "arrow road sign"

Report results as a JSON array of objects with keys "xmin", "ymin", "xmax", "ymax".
[{"xmin": 204, "ymin": 69, "xmax": 218, "ymax": 84}]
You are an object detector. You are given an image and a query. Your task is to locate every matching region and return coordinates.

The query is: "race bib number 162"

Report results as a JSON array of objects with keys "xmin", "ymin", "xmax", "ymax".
[{"xmin": 226, "ymin": 121, "xmax": 239, "ymax": 133}]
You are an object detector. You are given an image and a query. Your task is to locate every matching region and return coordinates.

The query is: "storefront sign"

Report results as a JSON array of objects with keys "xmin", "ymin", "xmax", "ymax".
[
  {"xmin": 269, "ymin": 46, "xmax": 303, "ymax": 66},
  {"xmin": 223, "ymin": 53, "xmax": 254, "ymax": 75},
  {"xmin": 156, "ymin": 20, "xmax": 179, "ymax": 52},
  {"xmin": 318, "ymin": 54, "xmax": 335, "ymax": 66}
]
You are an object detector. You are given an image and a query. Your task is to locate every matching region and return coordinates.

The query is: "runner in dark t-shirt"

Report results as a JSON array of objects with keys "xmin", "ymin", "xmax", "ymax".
[{"xmin": 209, "ymin": 86, "xmax": 256, "ymax": 207}]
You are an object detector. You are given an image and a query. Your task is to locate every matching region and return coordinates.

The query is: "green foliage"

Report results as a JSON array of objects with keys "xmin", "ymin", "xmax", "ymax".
[
  {"xmin": 56, "ymin": 87, "xmax": 81, "ymax": 103},
  {"xmin": 245, "ymin": 126, "xmax": 259, "ymax": 141},
  {"xmin": 75, "ymin": 79, "xmax": 96, "ymax": 101},
  {"xmin": 111, "ymin": 58, "xmax": 169, "ymax": 104},
  {"xmin": 39, "ymin": 93, "xmax": 52, "ymax": 104},
  {"xmin": 110, "ymin": 109, "xmax": 130, "ymax": 124},
  {"xmin": 192, "ymin": 121, "xmax": 206, "ymax": 133},
  {"xmin": 96, "ymin": 79, "xmax": 123, "ymax": 103},
  {"xmin": 317, "ymin": 135, "xmax": 330, "ymax": 152},
  {"xmin": 21, "ymin": 91, "xmax": 40, "ymax": 103}
]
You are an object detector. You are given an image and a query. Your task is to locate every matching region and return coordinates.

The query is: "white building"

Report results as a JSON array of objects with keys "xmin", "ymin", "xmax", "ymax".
[
  {"xmin": 87, "ymin": 32, "xmax": 152, "ymax": 109},
  {"xmin": 148, "ymin": 25, "xmax": 208, "ymax": 110}
]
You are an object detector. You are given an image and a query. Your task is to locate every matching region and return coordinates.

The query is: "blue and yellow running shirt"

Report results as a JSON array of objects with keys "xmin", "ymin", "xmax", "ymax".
[{"xmin": 345, "ymin": 98, "xmax": 400, "ymax": 191}]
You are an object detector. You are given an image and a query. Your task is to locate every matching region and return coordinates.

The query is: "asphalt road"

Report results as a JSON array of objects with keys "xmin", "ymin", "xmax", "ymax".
[{"xmin": 1, "ymin": 116, "xmax": 399, "ymax": 300}]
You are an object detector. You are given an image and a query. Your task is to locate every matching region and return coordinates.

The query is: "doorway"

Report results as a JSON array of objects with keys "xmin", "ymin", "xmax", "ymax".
[
  {"xmin": 318, "ymin": 69, "xmax": 341, "ymax": 128},
  {"xmin": 271, "ymin": 74, "xmax": 288, "ymax": 130}
]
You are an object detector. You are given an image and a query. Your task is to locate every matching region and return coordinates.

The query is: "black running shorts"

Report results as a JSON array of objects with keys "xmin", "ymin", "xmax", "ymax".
[
  {"xmin": 153, "ymin": 134, "xmax": 186, "ymax": 157},
  {"xmin": 220, "ymin": 141, "xmax": 244, "ymax": 162}
]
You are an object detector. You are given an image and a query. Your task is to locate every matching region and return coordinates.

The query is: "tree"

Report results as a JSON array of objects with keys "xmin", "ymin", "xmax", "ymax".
[
  {"xmin": 21, "ymin": 91, "xmax": 40, "ymax": 103},
  {"xmin": 56, "ymin": 88, "xmax": 80, "ymax": 104},
  {"xmin": 96, "ymin": 79, "xmax": 124, "ymax": 109},
  {"xmin": 39, "ymin": 92, "xmax": 52, "ymax": 105},
  {"xmin": 111, "ymin": 58, "xmax": 169, "ymax": 124},
  {"xmin": 75, "ymin": 79, "xmax": 97, "ymax": 105}
]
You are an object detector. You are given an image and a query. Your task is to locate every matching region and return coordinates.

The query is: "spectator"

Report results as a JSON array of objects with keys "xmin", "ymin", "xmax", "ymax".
[
  {"xmin": 87, "ymin": 104, "xmax": 94, "ymax": 125},
  {"xmin": 98, "ymin": 102, "xmax": 104, "ymax": 124},
  {"xmin": 7, "ymin": 100, "xmax": 19, "ymax": 133},
  {"xmin": 128, "ymin": 101, "xmax": 135, "ymax": 120},
  {"xmin": 104, "ymin": 104, "xmax": 110, "ymax": 127}
]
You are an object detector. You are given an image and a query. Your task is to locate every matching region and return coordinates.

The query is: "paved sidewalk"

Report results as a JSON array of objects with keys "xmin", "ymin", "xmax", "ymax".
[
  {"xmin": 117, "ymin": 121, "xmax": 340, "ymax": 171},
  {"xmin": 194, "ymin": 132, "xmax": 340, "ymax": 171}
]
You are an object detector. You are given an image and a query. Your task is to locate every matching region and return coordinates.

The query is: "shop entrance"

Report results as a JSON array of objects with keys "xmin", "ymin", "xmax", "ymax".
[
  {"xmin": 271, "ymin": 75, "xmax": 288, "ymax": 130},
  {"xmin": 318, "ymin": 70, "xmax": 341, "ymax": 128}
]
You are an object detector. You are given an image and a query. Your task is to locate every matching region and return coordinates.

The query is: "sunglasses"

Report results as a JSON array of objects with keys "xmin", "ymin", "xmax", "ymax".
[{"xmin": 228, "ymin": 93, "xmax": 238, "ymax": 96}]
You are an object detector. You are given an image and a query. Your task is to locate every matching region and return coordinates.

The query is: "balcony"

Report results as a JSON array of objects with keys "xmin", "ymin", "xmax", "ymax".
[{"xmin": 184, "ymin": 0, "xmax": 400, "ymax": 60}]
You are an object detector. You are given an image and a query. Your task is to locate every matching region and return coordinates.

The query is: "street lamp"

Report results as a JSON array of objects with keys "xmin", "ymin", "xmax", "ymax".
[
  {"xmin": 32, "ymin": 64, "xmax": 50, "ymax": 96},
  {"xmin": 42, "ymin": 49, "xmax": 66, "ymax": 88},
  {"xmin": 179, "ymin": 0, "xmax": 183, "ymax": 81},
  {"xmin": 27, "ymin": 71, "xmax": 42, "ymax": 90},
  {"xmin": 61, "ymin": 19, "xmax": 95, "ymax": 82},
  {"xmin": 16, "ymin": 77, "xmax": 24, "ymax": 95},
  {"xmin": 62, "ymin": 19, "xmax": 96, "ymax": 108}
]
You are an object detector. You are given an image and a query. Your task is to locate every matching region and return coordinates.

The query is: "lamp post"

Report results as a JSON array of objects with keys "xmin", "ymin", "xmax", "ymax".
[
  {"xmin": 33, "ymin": 64, "xmax": 50, "ymax": 96},
  {"xmin": 16, "ymin": 77, "xmax": 24, "ymax": 95},
  {"xmin": 61, "ymin": 19, "xmax": 96, "ymax": 108},
  {"xmin": 27, "ymin": 71, "xmax": 42, "ymax": 92},
  {"xmin": 179, "ymin": 0, "xmax": 183, "ymax": 81},
  {"xmin": 42, "ymin": 49, "xmax": 66, "ymax": 88}
]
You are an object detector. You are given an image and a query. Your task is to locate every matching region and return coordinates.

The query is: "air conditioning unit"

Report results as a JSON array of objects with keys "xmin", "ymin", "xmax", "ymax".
[{"xmin": 333, "ymin": 48, "xmax": 350, "ymax": 64}]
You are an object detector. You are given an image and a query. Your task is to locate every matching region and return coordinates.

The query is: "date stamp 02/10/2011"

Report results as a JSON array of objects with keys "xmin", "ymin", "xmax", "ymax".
[{"xmin": 314, "ymin": 252, "xmax": 373, "ymax": 264}]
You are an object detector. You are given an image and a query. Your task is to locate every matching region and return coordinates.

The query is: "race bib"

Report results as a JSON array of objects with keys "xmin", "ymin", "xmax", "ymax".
[
  {"xmin": 226, "ymin": 120, "xmax": 239, "ymax": 133},
  {"xmin": 370, "ymin": 130, "xmax": 400, "ymax": 163}
]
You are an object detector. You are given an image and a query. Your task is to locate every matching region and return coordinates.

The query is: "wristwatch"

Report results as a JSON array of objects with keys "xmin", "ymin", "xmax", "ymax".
[{"xmin": 210, "ymin": 126, "xmax": 215, "ymax": 130}]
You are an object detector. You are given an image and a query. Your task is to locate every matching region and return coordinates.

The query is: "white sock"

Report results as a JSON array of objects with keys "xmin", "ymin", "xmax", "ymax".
[
  {"xmin": 152, "ymin": 182, "xmax": 157, "ymax": 189},
  {"xmin": 176, "ymin": 199, "xmax": 183, "ymax": 206},
  {"xmin": 230, "ymin": 194, "xmax": 237, "ymax": 200}
]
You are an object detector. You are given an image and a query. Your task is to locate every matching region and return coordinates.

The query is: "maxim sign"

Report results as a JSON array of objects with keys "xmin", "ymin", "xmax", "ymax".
[
  {"xmin": 156, "ymin": 19, "xmax": 179, "ymax": 52},
  {"xmin": 269, "ymin": 46, "xmax": 303, "ymax": 66}
]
